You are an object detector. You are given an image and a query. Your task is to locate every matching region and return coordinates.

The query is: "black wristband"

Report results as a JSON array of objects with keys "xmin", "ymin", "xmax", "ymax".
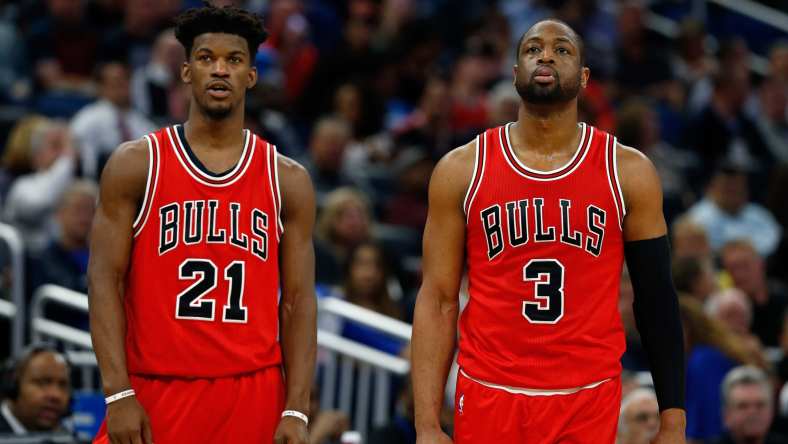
[{"xmin": 624, "ymin": 235, "xmax": 685, "ymax": 411}]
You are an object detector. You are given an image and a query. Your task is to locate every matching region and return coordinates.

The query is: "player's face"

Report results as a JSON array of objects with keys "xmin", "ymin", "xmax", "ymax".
[
  {"xmin": 182, "ymin": 33, "xmax": 257, "ymax": 120},
  {"xmin": 513, "ymin": 21, "xmax": 589, "ymax": 105}
]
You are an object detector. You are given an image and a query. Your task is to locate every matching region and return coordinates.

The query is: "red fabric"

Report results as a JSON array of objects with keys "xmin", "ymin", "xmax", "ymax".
[
  {"xmin": 454, "ymin": 371, "xmax": 621, "ymax": 443},
  {"xmin": 93, "ymin": 366, "xmax": 285, "ymax": 444},
  {"xmin": 125, "ymin": 126, "xmax": 282, "ymax": 377},
  {"xmin": 460, "ymin": 123, "xmax": 626, "ymax": 389}
]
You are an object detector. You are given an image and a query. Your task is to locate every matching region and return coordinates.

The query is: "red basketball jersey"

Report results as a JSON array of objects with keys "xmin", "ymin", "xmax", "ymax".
[
  {"xmin": 124, "ymin": 125, "xmax": 283, "ymax": 377},
  {"xmin": 460, "ymin": 122, "xmax": 626, "ymax": 389}
]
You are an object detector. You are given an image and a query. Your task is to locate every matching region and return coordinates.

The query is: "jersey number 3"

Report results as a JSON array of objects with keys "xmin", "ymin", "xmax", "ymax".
[
  {"xmin": 522, "ymin": 259, "xmax": 564, "ymax": 324},
  {"xmin": 176, "ymin": 259, "xmax": 247, "ymax": 323}
]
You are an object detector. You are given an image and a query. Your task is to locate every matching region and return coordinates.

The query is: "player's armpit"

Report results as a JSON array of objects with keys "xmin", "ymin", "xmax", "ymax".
[
  {"xmin": 616, "ymin": 143, "xmax": 667, "ymax": 241},
  {"xmin": 88, "ymin": 138, "xmax": 149, "ymax": 396},
  {"xmin": 412, "ymin": 142, "xmax": 474, "ymax": 436},
  {"xmin": 276, "ymin": 155, "xmax": 317, "ymax": 415}
]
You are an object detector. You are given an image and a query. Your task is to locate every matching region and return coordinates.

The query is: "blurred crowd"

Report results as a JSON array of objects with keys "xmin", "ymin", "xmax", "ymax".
[{"xmin": 0, "ymin": 0, "xmax": 786, "ymax": 443}]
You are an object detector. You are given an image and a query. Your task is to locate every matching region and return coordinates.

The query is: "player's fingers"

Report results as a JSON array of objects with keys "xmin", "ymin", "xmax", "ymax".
[
  {"xmin": 130, "ymin": 428, "xmax": 144, "ymax": 444},
  {"xmin": 142, "ymin": 417, "xmax": 154, "ymax": 444}
]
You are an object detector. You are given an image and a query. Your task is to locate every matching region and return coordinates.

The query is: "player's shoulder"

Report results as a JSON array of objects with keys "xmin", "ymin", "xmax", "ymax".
[
  {"xmin": 429, "ymin": 138, "xmax": 481, "ymax": 200},
  {"xmin": 614, "ymin": 141, "xmax": 662, "ymax": 203},
  {"xmin": 276, "ymin": 152, "xmax": 310, "ymax": 183}
]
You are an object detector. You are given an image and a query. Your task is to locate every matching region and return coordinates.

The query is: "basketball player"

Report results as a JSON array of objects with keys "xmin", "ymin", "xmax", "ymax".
[
  {"xmin": 412, "ymin": 20, "xmax": 686, "ymax": 443},
  {"xmin": 88, "ymin": 5, "xmax": 315, "ymax": 444}
]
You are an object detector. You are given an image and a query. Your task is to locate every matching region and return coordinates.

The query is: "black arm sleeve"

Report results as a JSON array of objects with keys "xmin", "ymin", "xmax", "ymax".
[{"xmin": 624, "ymin": 235, "xmax": 685, "ymax": 411}]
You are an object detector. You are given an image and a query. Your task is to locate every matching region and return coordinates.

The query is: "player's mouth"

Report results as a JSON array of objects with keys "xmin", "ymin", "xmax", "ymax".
[
  {"xmin": 533, "ymin": 66, "xmax": 557, "ymax": 85},
  {"xmin": 207, "ymin": 82, "xmax": 232, "ymax": 98}
]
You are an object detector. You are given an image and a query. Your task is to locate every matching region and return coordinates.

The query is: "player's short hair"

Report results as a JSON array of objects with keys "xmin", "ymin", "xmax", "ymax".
[
  {"xmin": 174, "ymin": 2, "xmax": 268, "ymax": 60},
  {"xmin": 515, "ymin": 19, "xmax": 585, "ymax": 65}
]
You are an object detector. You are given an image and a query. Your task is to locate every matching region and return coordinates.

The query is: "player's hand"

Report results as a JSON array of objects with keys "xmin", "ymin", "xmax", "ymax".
[
  {"xmin": 651, "ymin": 428, "xmax": 686, "ymax": 444},
  {"xmin": 652, "ymin": 409, "xmax": 686, "ymax": 444},
  {"xmin": 106, "ymin": 396, "xmax": 153, "ymax": 444},
  {"xmin": 273, "ymin": 416, "xmax": 309, "ymax": 444},
  {"xmin": 416, "ymin": 428, "xmax": 453, "ymax": 444}
]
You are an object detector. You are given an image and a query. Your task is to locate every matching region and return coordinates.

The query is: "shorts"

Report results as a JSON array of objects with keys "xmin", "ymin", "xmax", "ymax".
[
  {"xmin": 454, "ymin": 370, "xmax": 621, "ymax": 443},
  {"xmin": 93, "ymin": 365, "xmax": 285, "ymax": 444}
]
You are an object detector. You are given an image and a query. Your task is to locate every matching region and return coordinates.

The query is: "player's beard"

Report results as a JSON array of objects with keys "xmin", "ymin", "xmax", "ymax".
[{"xmin": 515, "ymin": 69, "xmax": 582, "ymax": 105}]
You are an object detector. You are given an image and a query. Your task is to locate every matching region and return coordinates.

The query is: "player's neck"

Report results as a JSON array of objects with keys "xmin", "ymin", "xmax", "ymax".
[
  {"xmin": 513, "ymin": 102, "xmax": 580, "ymax": 155},
  {"xmin": 184, "ymin": 108, "xmax": 246, "ymax": 151}
]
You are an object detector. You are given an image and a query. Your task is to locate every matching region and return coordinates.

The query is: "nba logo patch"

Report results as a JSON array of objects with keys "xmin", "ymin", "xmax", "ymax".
[{"xmin": 458, "ymin": 394, "xmax": 464, "ymax": 415}]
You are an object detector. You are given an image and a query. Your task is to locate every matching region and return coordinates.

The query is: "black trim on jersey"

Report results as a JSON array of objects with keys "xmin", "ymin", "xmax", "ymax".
[{"xmin": 177, "ymin": 125, "xmax": 236, "ymax": 178}]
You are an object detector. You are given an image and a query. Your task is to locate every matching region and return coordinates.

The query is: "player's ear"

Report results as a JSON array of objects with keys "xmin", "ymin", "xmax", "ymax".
[
  {"xmin": 512, "ymin": 65, "xmax": 519, "ymax": 85},
  {"xmin": 247, "ymin": 66, "xmax": 257, "ymax": 90},
  {"xmin": 181, "ymin": 61, "xmax": 191, "ymax": 84},
  {"xmin": 580, "ymin": 66, "xmax": 590, "ymax": 89}
]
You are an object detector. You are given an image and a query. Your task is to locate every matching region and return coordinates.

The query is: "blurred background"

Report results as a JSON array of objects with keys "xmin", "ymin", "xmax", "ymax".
[{"xmin": 0, "ymin": 0, "xmax": 786, "ymax": 443}]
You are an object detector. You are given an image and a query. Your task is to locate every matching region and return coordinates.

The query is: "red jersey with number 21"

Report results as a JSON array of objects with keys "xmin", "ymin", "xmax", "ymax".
[
  {"xmin": 124, "ymin": 124, "xmax": 283, "ymax": 378},
  {"xmin": 460, "ymin": 122, "xmax": 626, "ymax": 389}
]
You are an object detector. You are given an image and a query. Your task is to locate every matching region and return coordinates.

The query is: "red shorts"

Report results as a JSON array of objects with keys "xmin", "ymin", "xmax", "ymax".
[
  {"xmin": 93, "ymin": 366, "xmax": 285, "ymax": 444},
  {"xmin": 454, "ymin": 370, "xmax": 621, "ymax": 443}
]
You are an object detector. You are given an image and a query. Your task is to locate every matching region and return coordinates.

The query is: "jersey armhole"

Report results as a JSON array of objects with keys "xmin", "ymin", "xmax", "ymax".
[
  {"xmin": 463, "ymin": 133, "xmax": 486, "ymax": 223},
  {"xmin": 266, "ymin": 143, "xmax": 284, "ymax": 240},
  {"xmin": 604, "ymin": 135, "xmax": 626, "ymax": 230},
  {"xmin": 132, "ymin": 134, "xmax": 160, "ymax": 238}
]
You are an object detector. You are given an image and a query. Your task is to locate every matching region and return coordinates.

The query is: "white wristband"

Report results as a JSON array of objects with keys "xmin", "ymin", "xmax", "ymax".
[
  {"xmin": 281, "ymin": 409, "xmax": 308, "ymax": 426},
  {"xmin": 105, "ymin": 389, "xmax": 136, "ymax": 405}
]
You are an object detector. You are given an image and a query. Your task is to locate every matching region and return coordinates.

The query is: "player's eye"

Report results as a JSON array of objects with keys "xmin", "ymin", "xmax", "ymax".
[
  {"xmin": 527, "ymin": 46, "xmax": 541, "ymax": 54},
  {"xmin": 230, "ymin": 57, "xmax": 241, "ymax": 63},
  {"xmin": 557, "ymin": 47, "xmax": 570, "ymax": 55},
  {"xmin": 198, "ymin": 54, "xmax": 211, "ymax": 62}
]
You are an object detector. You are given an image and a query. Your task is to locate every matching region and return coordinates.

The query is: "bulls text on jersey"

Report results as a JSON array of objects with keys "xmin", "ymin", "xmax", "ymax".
[
  {"xmin": 480, "ymin": 197, "xmax": 606, "ymax": 260},
  {"xmin": 158, "ymin": 199, "xmax": 271, "ymax": 261}
]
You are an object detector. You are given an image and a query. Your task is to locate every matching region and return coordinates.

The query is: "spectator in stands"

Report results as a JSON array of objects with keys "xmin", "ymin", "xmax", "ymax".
[
  {"xmin": 681, "ymin": 297, "xmax": 764, "ymax": 442},
  {"xmin": 687, "ymin": 38, "xmax": 751, "ymax": 116},
  {"xmin": 685, "ymin": 163, "xmax": 781, "ymax": 257},
  {"xmin": 0, "ymin": 6, "xmax": 26, "ymax": 104},
  {"xmin": 671, "ymin": 19, "xmax": 716, "ymax": 90},
  {"xmin": 368, "ymin": 377, "xmax": 417, "ymax": 444},
  {"xmin": 25, "ymin": 0, "xmax": 101, "ymax": 94},
  {"xmin": 715, "ymin": 366, "xmax": 787, "ymax": 444},
  {"xmin": 685, "ymin": 68, "xmax": 772, "ymax": 176},
  {"xmin": 0, "ymin": 116, "xmax": 49, "ymax": 197},
  {"xmin": 751, "ymin": 76, "xmax": 788, "ymax": 163},
  {"xmin": 613, "ymin": 0, "xmax": 673, "ymax": 100},
  {"xmin": 766, "ymin": 164, "xmax": 788, "ymax": 284},
  {"xmin": 0, "ymin": 345, "xmax": 71, "ymax": 435},
  {"xmin": 308, "ymin": 383, "xmax": 350, "ymax": 444},
  {"xmin": 29, "ymin": 180, "xmax": 97, "ymax": 296},
  {"xmin": 130, "ymin": 29, "xmax": 186, "ymax": 126},
  {"xmin": 393, "ymin": 76, "xmax": 454, "ymax": 158},
  {"xmin": 3, "ymin": 119, "xmax": 76, "ymax": 250},
  {"xmin": 769, "ymin": 40, "xmax": 788, "ymax": 85},
  {"xmin": 448, "ymin": 52, "xmax": 489, "ymax": 137},
  {"xmin": 617, "ymin": 388, "xmax": 660, "ymax": 444},
  {"xmin": 71, "ymin": 61, "xmax": 155, "ymax": 178},
  {"xmin": 383, "ymin": 149, "xmax": 433, "ymax": 231},
  {"xmin": 670, "ymin": 215, "xmax": 713, "ymax": 261},
  {"xmin": 315, "ymin": 187, "xmax": 372, "ymax": 285},
  {"xmin": 340, "ymin": 242, "xmax": 405, "ymax": 355},
  {"xmin": 487, "ymin": 80, "xmax": 520, "ymax": 127},
  {"xmin": 705, "ymin": 288, "xmax": 767, "ymax": 369},
  {"xmin": 302, "ymin": 117, "xmax": 358, "ymax": 202},
  {"xmin": 672, "ymin": 256, "xmax": 717, "ymax": 302},
  {"xmin": 616, "ymin": 98, "xmax": 698, "ymax": 221},
  {"xmin": 99, "ymin": 0, "xmax": 174, "ymax": 68},
  {"xmin": 721, "ymin": 240, "xmax": 788, "ymax": 347}
]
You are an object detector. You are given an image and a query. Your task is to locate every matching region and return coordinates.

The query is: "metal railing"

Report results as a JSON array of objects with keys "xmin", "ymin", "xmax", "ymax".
[
  {"xmin": 30, "ymin": 285, "xmax": 412, "ymax": 439},
  {"xmin": 0, "ymin": 223, "xmax": 25, "ymax": 355}
]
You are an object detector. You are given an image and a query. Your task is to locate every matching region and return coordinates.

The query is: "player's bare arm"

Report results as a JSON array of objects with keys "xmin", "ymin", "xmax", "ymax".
[
  {"xmin": 88, "ymin": 139, "xmax": 153, "ymax": 444},
  {"xmin": 413, "ymin": 141, "xmax": 476, "ymax": 444},
  {"xmin": 274, "ymin": 155, "xmax": 317, "ymax": 444},
  {"xmin": 618, "ymin": 143, "xmax": 687, "ymax": 443}
]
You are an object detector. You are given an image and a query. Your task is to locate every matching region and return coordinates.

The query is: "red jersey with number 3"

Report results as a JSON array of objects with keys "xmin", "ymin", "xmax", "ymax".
[
  {"xmin": 124, "ymin": 124, "xmax": 283, "ymax": 377},
  {"xmin": 460, "ymin": 122, "xmax": 626, "ymax": 389}
]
